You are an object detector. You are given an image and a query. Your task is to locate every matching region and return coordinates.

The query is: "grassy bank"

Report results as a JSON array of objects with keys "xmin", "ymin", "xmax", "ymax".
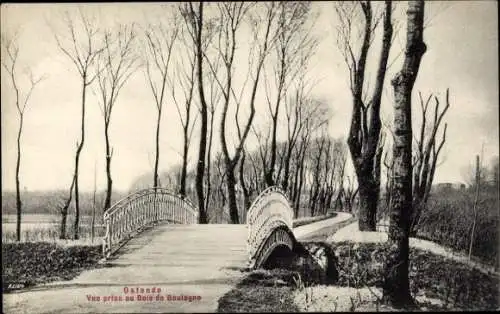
[
  {"xmin": 2, "ymin": 242, "xmax": 103, "ymax": 293},
  {"xmin": 218, "ymin": 269, "xmax": 300, "ymax": 313},
  {"xmin": 218, "ymin": 241, "xmax": 500, "ymax": 312}
]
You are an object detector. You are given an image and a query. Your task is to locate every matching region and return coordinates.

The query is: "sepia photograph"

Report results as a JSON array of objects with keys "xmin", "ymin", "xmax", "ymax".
[{"xmin": 1, "ymin": 1, "xmax": 498, "ymax": 312}]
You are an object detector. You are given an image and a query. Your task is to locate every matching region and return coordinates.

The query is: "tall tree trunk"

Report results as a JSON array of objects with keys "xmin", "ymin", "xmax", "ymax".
[
  {"xmin": 345, "ymin": 1, "xmax": 393, "ymax": 232},
  {"xmin": 226, "ymin": 162, "xmax": 239, "ymax": 224},
  {"xmin": 266, "ymin": 113, "xmax": 279, "ymax": 187},
  {"xmin": 91, "ymin": 160, "xmax": 97, "ymax": 243},
  {"xmin": 103, "ymin": 123, "xmax": 113, "ymax": 212},
  {"xmin": 196, "ymin": 112, "xmax": 208, "ymax": 224},
  {"xmin": 239, "ymin": 151, "xmax": 251, "ymax": 213},
  {"xmin": 292, "ymin": 163, "xmax": 300, "ymax": 217},
  {"xmin": 153, "ymin": 107, "xmax": 161, "ymax": 188},
  {"xmin": 383, "ymin": 0, "xmax": 426, "ymax": 307},
  {"xmin": 468, "ymin": 155, "xmax": 481, "ymax": 259},
  {"xmin": 205, "ymin": 109, "xmax": 215, "ymax": 211},
  {"xmin": 15, "ymin": 114, "xmax": 23, "ymax": 241},
  {"xmin": 60, "ymin": 205, "xmax": 68, "ymax": 239},
  {"xmin": 60, "ymin": 176, "xmax": 75, "ymax": 239},
  {"xmin": 73, "ymin": 80, "xmax": 87, "ymax": 240},
  {"xmin": 180, "ymin": 126, "xmax": 189, "ymax": 196},
  {"xmin": 282, "ymin": 147, "xmax": 293, "ymax": 192},
  {"xmin": 357, "ymin": 172, "xmax": 378, "ymax": 230},
  {"xmin": 194, "ymin": 2, "xmax": 208, "ymax": 224},
  {"xmin": 296, "ymin": 146, "xmax": 307, "ymax": 216}
]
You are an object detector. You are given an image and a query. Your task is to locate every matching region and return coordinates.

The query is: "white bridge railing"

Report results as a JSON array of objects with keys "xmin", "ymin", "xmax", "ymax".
[
  {"xmin": 102, "ymin": 188, "xmax": 198, "ymax": 258},
  {"xmin": 246, "ymin": 186, "xmax": 294, "ymax": 268}
]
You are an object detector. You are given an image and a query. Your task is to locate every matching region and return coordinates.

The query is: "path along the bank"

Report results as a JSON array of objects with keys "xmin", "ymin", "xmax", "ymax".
[{"xmin": 328, "ymin": 221, "xmax": 499, "ymax": 276}]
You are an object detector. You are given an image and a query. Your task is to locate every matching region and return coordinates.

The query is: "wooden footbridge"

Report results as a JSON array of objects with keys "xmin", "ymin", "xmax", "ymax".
[{"xmin": 103, "ymin": 186, "xmax": 300, "ymax": 270}]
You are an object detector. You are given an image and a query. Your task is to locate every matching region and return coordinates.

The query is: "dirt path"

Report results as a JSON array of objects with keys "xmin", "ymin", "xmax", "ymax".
[
  {"xmin": 329, "ymin": 221, "xmax": 499, "ymax": 276},
  {"xmin": 293, "ymin": 212, "xmax": 353, "ymax": 240}
]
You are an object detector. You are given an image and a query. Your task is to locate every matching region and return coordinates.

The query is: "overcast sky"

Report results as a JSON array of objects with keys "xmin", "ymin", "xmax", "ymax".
[{"xmin": 1, "ymin": 2, "xmax": 498, "ymax": 193}]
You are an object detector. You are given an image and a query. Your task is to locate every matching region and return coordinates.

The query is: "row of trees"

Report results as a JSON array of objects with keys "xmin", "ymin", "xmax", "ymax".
[
  {"xmin": 3, "ymin": 2, "xmax": 337, "ymax": 238},
  {"xmin": 130, "ymin": 132, "xmax": 350, "ymax": 223}
]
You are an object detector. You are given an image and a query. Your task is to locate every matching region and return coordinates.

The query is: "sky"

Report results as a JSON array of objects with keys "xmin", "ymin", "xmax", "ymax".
[{"xmin": 1, "ymin": 1, "xmax": 498, "ymax": 193}]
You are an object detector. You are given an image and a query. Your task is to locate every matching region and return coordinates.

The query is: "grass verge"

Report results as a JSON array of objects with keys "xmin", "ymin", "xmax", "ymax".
[
  {"xmin": 217, "ymin": 269, "xmax": 300, "ymax": 313},
  {"xmin": 2, "ymin": 242, "xmax": 103, "ymax": 293}
]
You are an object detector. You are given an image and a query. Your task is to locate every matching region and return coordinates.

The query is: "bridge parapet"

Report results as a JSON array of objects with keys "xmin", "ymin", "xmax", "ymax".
[
  {"xmin": 246, "ymin": 186, "xmax": 295, "ymax": 269},
  {"xmin": 103, "ymin": 188, "xmax": 198, "ymax": 258}
]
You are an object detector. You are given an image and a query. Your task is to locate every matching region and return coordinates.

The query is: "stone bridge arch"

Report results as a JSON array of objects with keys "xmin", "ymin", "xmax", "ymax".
[
  {"xmin": 246, "ymin": 186, "xmax": 297, "ymax": 269},
  {"xmin": 102, "ymin": 188, "xmax": 198, "ymax": 258}
]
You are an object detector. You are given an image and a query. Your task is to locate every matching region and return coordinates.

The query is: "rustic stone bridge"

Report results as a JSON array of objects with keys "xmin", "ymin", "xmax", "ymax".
[{"xmin": 4, "ymin": 186, "xmax": 351, "ymax": 313}]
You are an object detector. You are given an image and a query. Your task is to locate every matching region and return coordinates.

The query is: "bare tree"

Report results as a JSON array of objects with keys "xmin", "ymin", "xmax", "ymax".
[
  {"xmin": 238, "ymin": 148, "xmax": 252, "ymax": 214},
  {"xmin": 468, "ymin": 154, "xmax": 482, "ymax": 260},
  {"xmin": 334, "ymin": 1, "xmax": 394, "ymax": 231},
  {"xmin": 247, "ymin": 146, "xmax": 266, "ymax": 194},
  {"xmin": 343, "ymin": 175, "xmax": 359, "ymax": 213},
  {"xmin": 167, "ymin": 12, "xmax": 200, "ymax": 197},
  {"xmin": 308, "ymin": 131, "xmax": 328, "ymax": 216},
  {"xmin": 91, "ymin": 160, "xmax": 97, "ymax": 243},
  {"xmin": 252, "ymin": 121, "xmax": 272, "ymax": 187},
  {"xmin": 143, "ymin": 8, "xmax": 179, "ymax": 189},
  {"xmin": 291, "ymin": 97, "xmax": 330, "ymax": 216},
  {"xmin": 95, "ymin": 23, "xmax": 139, "ymax": 212},
  {"xmin": 282, "ymin": 66, "xmax": 316, "ymax": 194},
  {"xmin": 206, "ymin": 3, "xmax": 280, "ymax": 223},
  {"xmin": 52, "ymin": 8, "xmax": 104, "ymax": 239},
  {"xmin": 262, "ymin": 2, "xmax": 317, "ymax": 187},
  {"xmin": 383, "ymin": 0, "xmax": 426, "ymax": 307},
  {"xmin": 331, "ymin": 146, "xmax": 349, "ymax": 211},
  {"xmin": 181, "ymin": 2, "xmax": 212, "ymax": 223},
  {"xmin": 382, "ymin": 146, "xmax": 394, "ymax": 210},
  {"xmin": 1, "ymin": 31, "xmax": 44, "ymax": 241},
  {"xmin": 204, "ymin": 48, "xmax": 223, "ymax": 213},
  {"xmin": 410, "ymin": 89, "xmax": 450, "ymax": 234}
]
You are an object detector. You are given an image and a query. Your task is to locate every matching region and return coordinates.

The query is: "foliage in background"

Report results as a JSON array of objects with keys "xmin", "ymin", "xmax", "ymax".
[
  {"xmin": 379, "ymin": 179, "xmax": 499, "ymax": 268},
  {"xmin": 416, "ymin": 187, "xmax": 499, "ymax": 268}
]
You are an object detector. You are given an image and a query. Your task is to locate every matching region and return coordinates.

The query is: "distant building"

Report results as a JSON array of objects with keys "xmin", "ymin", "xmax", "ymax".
[{"xmin": 432, "ymin": 182, "xmax": 466, "ymax": 192}]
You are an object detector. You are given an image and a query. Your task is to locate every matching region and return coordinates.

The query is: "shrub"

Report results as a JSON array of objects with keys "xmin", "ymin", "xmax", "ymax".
[{"xmin": 378, "ymin": 187, "xmax": 499, "ymax": 268}]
